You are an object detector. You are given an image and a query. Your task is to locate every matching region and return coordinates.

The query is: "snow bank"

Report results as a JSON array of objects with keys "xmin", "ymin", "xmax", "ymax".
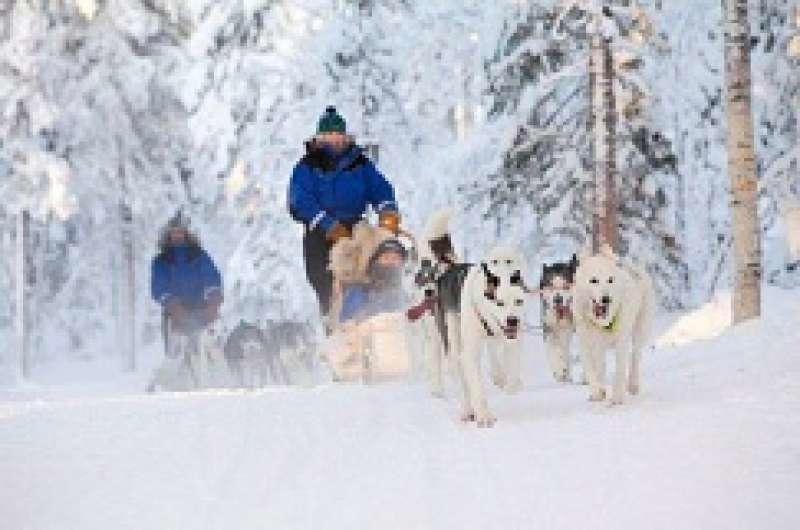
[
  {"xmin": 656, "ymin": 290, "xmax": 732, "ymax": 347},
  {"xmin": 1, "ymin": 287, "xmax": 799, "ymax": 530}
]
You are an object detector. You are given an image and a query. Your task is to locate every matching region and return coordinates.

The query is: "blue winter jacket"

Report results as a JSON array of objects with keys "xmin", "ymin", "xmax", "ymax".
[
  {"xmin": 288, "ymin": 142, "xmax": 398, "ymax": 231},
  {"xmin": 150, "ymin": 244, "xmax": 222, "ymax": 307}
]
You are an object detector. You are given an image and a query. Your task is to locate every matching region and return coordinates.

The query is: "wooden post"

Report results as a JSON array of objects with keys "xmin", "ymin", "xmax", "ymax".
[{"xmin": 724, "ymin": 0, "xmax": 761, "ymax": 323}]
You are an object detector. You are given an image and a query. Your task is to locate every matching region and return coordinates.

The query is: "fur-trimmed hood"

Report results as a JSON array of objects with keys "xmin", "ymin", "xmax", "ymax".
[{"xmin": 329, "ymin": 222, "xmax": 395, "ymax": 283}]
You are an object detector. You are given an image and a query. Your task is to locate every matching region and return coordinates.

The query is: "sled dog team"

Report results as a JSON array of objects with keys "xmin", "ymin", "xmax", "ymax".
[{"xmin": 409, "ymin": 209, "xmax": 656, "ymax": 427}]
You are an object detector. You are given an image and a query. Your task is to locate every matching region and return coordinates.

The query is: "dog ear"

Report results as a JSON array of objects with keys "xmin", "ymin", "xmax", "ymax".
[{"xmin": 481, "ymin": 262, "xmax": 499, "ymax": 300}]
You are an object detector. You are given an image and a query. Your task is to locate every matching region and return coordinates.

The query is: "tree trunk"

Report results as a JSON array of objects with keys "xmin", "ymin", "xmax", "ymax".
[
  {"xmin": 118, "ymin": 155, "xmax": 136, "ymax": 372},
  {"xmin": 724, "ymin": 0, "xmax": 761, "ymax": 323},
  {"xmin": 15, "ymin": 210, "xmax": 31, "ymax": 380},
  {"xmin": 589, "ymin": 31, "xmax": 619, "ymax": 253}
]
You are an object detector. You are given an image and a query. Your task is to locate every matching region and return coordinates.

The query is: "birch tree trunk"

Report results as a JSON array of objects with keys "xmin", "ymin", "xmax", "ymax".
[
  {"xmin": 15, "ymin": 210, "xmax": 30, "ymax": 380},
  {"xmin": 724, "ymin": 0, "xmax": 761, "ymax": 323},
  {"xmin": 589, "ymin": 31, "xmax": 619, "ymax": 253}
]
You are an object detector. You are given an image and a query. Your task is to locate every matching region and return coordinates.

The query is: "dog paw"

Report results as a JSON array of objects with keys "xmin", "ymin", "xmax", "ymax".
[
  {"xmin": 491, "ymin": 374, "xmax": 507, "ymax": 389},
  {"xmin": 554, "ymin": 370, "xmax": 570, "ymax": 383},
  {"xmin": 431, "ymin": 387, "xmax": 445, "ymax": 399},
  {"xmin": 460, "ymin": 411, "xmax": 476, "ymax": 423},
  {"xmin": 475, "ymin": 410, "xmax": 497, "ymax": 428},
  {"xmin": 609, "ymin": 395, "xmax": 625, "ymax": 406},
  {"xmin": 504, "ymin": 379, "xmax": 522, "ymax": 394},
  {"xmin": 588, "ymin": 388, "xmax": 607, "ymax": 401},
  {"xmin": 628, "ymin": 382, "xmax": 640, "ymax": 395}
]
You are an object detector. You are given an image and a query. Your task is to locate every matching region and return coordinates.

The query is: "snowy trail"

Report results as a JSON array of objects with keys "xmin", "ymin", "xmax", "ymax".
[{"xmin": 2, "ymin": 289, "xmax": 799, "ymax": 530}]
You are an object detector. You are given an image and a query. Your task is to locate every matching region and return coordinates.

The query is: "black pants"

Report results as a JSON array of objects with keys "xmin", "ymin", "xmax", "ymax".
[
  {"xmin": 302, "ymin": 220, "xmax": 357, "ymax": 317},
  {"xmin": 303, "ymin": 227, "xmax": 334, "ymax": 317}
]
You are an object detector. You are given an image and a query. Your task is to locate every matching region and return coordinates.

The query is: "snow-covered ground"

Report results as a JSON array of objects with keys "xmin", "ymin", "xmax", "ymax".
[{"xmin": 1, "ymin": 287, "xmax": 798, "ymax": 530}]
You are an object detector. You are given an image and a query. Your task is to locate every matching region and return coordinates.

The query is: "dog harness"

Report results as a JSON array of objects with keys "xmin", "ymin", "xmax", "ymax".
[
  {"xmin": 584, "ymin": 312, "xmax": 620, "ymax": 333},
  {"xmin": 473, "ymin": 303, "xmax": 496, "ymax": 337}
]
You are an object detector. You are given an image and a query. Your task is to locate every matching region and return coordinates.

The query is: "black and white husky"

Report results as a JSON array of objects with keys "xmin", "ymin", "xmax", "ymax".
[
  {"xmin": 539, "ymin": 255, "xmax": 579, "ymax": 383},
  {"xmin": 410, "ymin": 209, "xmax": 460, "ymax": 397},
  {"xmin": 455, "ymin": 247, "xmax": 528, "ymax": 427}
]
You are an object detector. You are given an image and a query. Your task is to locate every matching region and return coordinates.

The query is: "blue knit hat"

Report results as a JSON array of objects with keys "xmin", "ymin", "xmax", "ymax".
[{"xmin": 317, "ymin": 106, "xmax": 346, "ymax": 134}]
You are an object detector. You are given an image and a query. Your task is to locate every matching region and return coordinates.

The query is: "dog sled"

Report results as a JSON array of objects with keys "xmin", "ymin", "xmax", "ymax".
[
  {"xmin": 146, "ymin": 318, "xmax": 229, "ymax": 392},
  {"xmin": 320, "ymin": 222, "xmax": 416, "ymax": 383}
]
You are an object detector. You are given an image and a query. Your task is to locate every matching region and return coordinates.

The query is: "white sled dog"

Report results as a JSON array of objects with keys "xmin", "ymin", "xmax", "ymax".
[
  {"xmin": 540, "ymin": 269, "xmax": 577, "ymax": 383},
  {"xmin": 573, "ymin": 245, "xmax": 655, "ymax": 405},
  {"xmin": 456, "ymin": 246, "xmax": 528, "ymax": 427}
]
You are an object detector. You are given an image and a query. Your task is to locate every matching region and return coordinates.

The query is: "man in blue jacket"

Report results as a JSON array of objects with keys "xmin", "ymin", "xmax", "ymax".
[
  {"xmin": 151, "ymin": 213, "xmax": 223, "ymax": 344},
  {"xmin": 288, "ymin": 106, "xmax": 401, "ymax": 319}
]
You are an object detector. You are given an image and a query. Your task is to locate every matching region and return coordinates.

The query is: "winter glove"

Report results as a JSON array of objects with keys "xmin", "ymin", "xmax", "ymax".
[
  {"xmin": 326, "ymin": 222, "xmax": 351, "ymax": 244},
  {"xmin": 378, "ymin": 211, "xmax": 401, "ymax": 235}
]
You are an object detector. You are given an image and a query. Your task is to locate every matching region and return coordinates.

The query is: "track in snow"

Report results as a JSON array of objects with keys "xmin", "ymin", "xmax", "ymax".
[{"xmin": 1, "ymin": 288, "xmax": 799, "ymax": 530}]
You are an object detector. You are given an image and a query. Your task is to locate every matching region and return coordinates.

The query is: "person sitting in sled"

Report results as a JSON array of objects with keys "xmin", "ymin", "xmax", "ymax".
[
  {"xmin": 151, "ymin": 212, "xmax": 223, "ymax": 349},
  {"xmin": 287, "ymin": 106, "xmax": 401, "ymax": 324},
  {"xmin": 339, "ymin": 238, "xmax": 409, "ymax": 324}
]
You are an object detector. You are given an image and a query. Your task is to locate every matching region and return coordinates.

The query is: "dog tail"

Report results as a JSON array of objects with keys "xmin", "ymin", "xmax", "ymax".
[{"xmin": 423, "ymin": 208, "xmax": 452, "ymax": 241}]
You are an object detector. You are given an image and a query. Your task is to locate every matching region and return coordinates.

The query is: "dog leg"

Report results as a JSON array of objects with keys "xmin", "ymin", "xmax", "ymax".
[
  {"xmin": 545, "ymin": 332, "xmax": 566, "ymax": 383},
  {"xmin": 448, "ymin": 313, "xmax": 473, "ymax": 420},
  {"xmin": 591, "ymin": 349, "xmax": 607, "ymax": 401},
  {"xmin": 489, "ymin": 346, "xmax": 507, "ymax": 389},
  {"xmin": 460, "ymin": 335, "xmax": 495, "ymax": 428},
  {"xmin": 502, "ymin": 341, "xmax": 522, "ymax": 394},
  {"xmin": 427, "ymin": 326, "xmax": 445, "ymax": 398},
  {"xmin": 628, "ymin": 348, "xmax": 641, "ymax": 395},
  {"xmin": 579, "ymin": 337, "xmax": 603, "ymax": 400},
  {"xmin": 560, "ymin": 332, "xmax": 572, "ymax": 382},
  {"xmin": 611, "ymin": 341, "xmax": 628, "ymax": 405}
]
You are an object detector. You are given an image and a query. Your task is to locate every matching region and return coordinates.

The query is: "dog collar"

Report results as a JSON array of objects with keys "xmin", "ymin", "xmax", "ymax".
[{"xmin": 587, "ymin": 312, "xmax": 619, "ymax": 333}]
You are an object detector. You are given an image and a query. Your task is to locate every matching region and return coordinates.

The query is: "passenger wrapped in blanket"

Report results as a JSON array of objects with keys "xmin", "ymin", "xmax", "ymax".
[{"xmin": 323, "ymin": 222, "xmax": 413, "ymax": 382}]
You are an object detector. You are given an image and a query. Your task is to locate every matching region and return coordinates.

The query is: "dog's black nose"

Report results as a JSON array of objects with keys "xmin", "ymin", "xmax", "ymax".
[
  {"xmin": 600, "ymin": 295, "xmax": 611, "ymax": 305},
  {"xmin": 507, "ymin": 316, "xmax": 519, "ymax": 328},
  {"xmin": 425, "ymin": 288, "xmax": 435, "ymax": 298},
  {"xmin": 554, "ymin": 294, "xmax": 563, "ymax": 305}
]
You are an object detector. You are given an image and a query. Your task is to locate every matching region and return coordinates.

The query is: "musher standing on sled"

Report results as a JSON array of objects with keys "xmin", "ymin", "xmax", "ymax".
[
  {"xmin": 149, "ymin": 213, "xmax": 223, "ymax": 386},
  {"xmin": 288, "ymin": 106, "xmax": 401, "ymax": 328}
]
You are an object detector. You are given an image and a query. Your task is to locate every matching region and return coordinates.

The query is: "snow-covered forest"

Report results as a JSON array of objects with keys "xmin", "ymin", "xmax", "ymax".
[
  {"xmin": 0, "ymin": 0, "xmax": 796, "ymax": 370},
  {"xmin": 1, "ymin": 0, "xmax": 798, "ymax": 366}
]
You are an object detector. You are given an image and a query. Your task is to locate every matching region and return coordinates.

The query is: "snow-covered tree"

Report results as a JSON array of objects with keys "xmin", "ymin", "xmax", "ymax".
[{"xmin": 468, "ymin": 1, "xmax": 686, "ymax": 307}]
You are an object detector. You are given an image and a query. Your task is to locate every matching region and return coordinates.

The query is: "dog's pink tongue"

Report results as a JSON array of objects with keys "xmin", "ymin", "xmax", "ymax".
[{"xmin": 594, "ymin": 304, "xmax": 605, "ymax": 318}]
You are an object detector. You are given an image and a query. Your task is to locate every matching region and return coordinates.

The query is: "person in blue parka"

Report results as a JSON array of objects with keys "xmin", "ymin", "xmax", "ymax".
[
  {"xmin": 288, "ymin": 106, "xmax": 401, "ymax": 320},
  {"xmin": 151, "ymin": 213, "xmax": 223, "ymax": 346}
]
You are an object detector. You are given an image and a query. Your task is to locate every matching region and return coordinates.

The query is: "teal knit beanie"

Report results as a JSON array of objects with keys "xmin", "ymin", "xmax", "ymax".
[{"xmin": 317, "ymin": 106, "xmax": 346, "ymax": 134}]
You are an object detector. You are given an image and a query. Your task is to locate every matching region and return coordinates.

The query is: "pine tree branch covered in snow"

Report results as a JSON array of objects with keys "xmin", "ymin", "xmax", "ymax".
[{"xmin": 470, "ymin": 1, "xmax": 687, "ymax": 308}]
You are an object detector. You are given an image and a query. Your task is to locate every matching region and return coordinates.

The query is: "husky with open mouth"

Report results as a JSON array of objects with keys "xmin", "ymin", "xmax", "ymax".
[
  {"xmin": 540, "ymin": 255, "xmax": 579, "ymax": 383},
  {"xmin": 573, "ymin": 245, "xmax": 655, "ymax": 405},
  {"xmin": 456, "ymin": 246, "xmax": 528, "ymax": 427}
]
